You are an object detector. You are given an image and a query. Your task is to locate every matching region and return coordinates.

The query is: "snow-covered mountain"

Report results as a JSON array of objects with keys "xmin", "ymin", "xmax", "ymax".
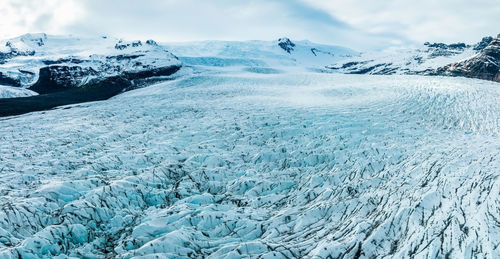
[
  {"xmin": 328, "ymin": 37, "xmax": 496, "ymax": 76},
  {"xmin": 0, "ymin": 33, "xmax": 181, "ymax": 95},
  {"xmin": 435, "ymin": 35, "xmax": 500, "ymax": 82},
  {"xmin": 0, "ymin": 35, "xmax": 357, "ymax": 101},
  {"xmin": 164, "ymin": 37, "xmax": 357, "ymax": 72}
]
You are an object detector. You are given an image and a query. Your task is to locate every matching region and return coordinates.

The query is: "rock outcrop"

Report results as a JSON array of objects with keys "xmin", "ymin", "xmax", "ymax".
[
  {"xmin": 29, "ymin": 65, "xmax": 98, "ymax": 94},
  {"xmin": 0, "ymin": 34, "xmax": 182, "ymax": 116},
  {"xmin": 278, "ymin": 38, "xmax": 296, "ymax": 53},
  {"xmin": 473, "ymin": 36, "xmax": 494, "ymax": 51},
  {"xmin": 328, "ymin": 40, "xmax": 477, "ymax": 75},
  {"xmin": 28, "ymin": 52, "xmax": 181, "ymax": 94},
  {"xmin": 434, "ymin": 36, "xmax": 500, "ymax": 82}
]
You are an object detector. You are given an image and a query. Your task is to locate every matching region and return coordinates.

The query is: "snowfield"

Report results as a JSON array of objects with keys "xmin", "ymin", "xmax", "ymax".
[
  {"xmin": 164, "ymin": 38, "xmax": 357, "ymax": 71},
  {"xmin": 0, "ymin": 71, "xmax": 499, "ymax": 258},
  {"xmin": 0, "ymin": 85, "xmax": 37, "ymax": 98}
]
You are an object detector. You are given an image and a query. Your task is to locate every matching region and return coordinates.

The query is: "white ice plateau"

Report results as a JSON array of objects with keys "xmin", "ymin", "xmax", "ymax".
[{"xmin": 0, "ymin": 36, "xmax": 499, "ymax": 259}]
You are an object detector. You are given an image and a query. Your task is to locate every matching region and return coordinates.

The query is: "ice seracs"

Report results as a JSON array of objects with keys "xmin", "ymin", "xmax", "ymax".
[
  {"xmin": 278, "ymin": 37, "xmax": 296, "ymax": 53},
  {"xmin": 0, "ymin": 33, "xmax": 499, "ymax": 258},
  {"xmin": 0, "ymin": 72, "xmax": 498, "ymax": 258}
]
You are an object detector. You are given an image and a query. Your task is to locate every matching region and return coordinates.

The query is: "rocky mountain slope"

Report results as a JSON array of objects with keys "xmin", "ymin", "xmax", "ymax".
[
  {"xmin": 0, "ymin": 33, "xmax": 181, "ymax": 96},
  {"xmin": 328, "ymin": 41, "xmax": 481, "ymax": 75},
  {"xmin": 434, "ymin": 35, "xmax": 500, "ymax": 82},
  {"xmin": 327, "ymin": 36, "xmax": 498, "ymax": 77}
]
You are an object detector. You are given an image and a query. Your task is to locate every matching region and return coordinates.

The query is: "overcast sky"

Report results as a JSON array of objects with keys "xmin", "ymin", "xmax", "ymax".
[{"xmin": 1, "ymin": 0, "xmax": 499, "ymax": 50}]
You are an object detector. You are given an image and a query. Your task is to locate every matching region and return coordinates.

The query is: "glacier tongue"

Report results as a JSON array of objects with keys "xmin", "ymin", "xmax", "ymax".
[{"xmin": 0, "ymin": 72, "xmax": 499, "ymax": 258}]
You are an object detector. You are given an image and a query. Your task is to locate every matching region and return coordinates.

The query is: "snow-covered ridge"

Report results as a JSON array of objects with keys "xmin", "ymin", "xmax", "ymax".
[
  {"xmin": 328, "ymin": 42, "xmax": 480, "ymax": 75},
  {"xmin": 163, "ymin": 37, "xmax": 357, "ymax": 71},
  {"xmin": 0, "ymin": 33, "xmax": 181, "ymax": 93}
]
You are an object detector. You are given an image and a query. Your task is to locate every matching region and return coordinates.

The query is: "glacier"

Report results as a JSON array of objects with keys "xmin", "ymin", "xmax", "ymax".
[
  {"xmin": 0, "ymin": 69, "xmax": 498, "ymax": 258},
  {"xmin": 163, "ymin": 38, "xmax": 357, "ymax": 71}
]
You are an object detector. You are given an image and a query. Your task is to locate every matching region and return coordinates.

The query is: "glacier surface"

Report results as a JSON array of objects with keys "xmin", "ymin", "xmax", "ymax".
[{"xmin": 0, "ymin": 71, "xmax": 499, "ymax": 258}]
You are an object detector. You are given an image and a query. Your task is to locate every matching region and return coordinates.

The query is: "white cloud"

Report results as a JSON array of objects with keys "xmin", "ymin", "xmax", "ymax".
[
  {"xmin": 303, "ymin": 0, "xmax": 500, "ymax": 44},
  {"xmin": 0, "ymin": 0, "xmax": 498, "ymax": 50},
  {"xmin": 0, "ymin": 0, "xmax": 84, "ymax": 39},
  {"xmin": 63, "ymin": 0, "xmax": 411, "ymax": 49}
]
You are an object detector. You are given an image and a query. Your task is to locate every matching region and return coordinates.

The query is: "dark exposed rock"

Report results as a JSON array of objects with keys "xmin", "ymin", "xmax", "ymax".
[
  {"xmin": 146, "ymin": 40, "xmax": 158, "ymax": 46},
  {"xmin": 0, "ymin": 45, "xmax": 35, "ymax": 62},
  {"xmin": 115, "ymin": 40, "xmax": 142, "ymax": 50},
  {"xmin": 434, "ymin": 37, "xmax": 500, "ymax": 82},
  {"xmin": 42, "ymin": 58, "xmax": 86, "ymax": 65},
  {"xmin": 0, "ymin": 72, "xmax": 21, "ymax": 87},
  {"xmin": 473, "ymin": 36, "xmax": 494, "ymax": 51},
  {"xmin": 29, "ymin": 62, "xmax": 181, "ymax": 95},
  {"xmin": 425, "ymin": 43, "xmax": 468, "ymax": 58},
  {"xmin": 421, "ymin": 42, "xmax": 471, "ymax": 58},
  {"xmin": 413, "ymin": 56, "xmax": 424, "ymax": 64},
  {"xmin": 310, "ymin": 48, "xmax": 333, "ymax": 57},
  {"xmin": 348, "ymin": 63, "xmax": 390, "ymax": 74},
  {"xmin": 18, "ymin": 69, "xmax": 35, "ymax": 75},
  {"xmin": 0, "ymin": 76, "xmax": 132, "ymax": 117},
  {"xmin": 278, "ymin": 38, "xmax": 296, "ymax": 54},
  {"xmin": 327, "ymin": 61, "xmax": 394, "ymax": 74},
  {"xmin": 0, "ymin": 52, "xmax": 12, "ymax": 63},
  {"xmin": 341, "ymin": 61, "xmax": 370, "ymax": 69},
  {"xmin": 424, "ymin": 42, "xmax": 469, "ymax": 50},
  {"xmin": 1, "ymin": 62, "xmax": 181, "ymax": 116},
  {"xmin": 106, "ymin": 54, "xmax": 145, "ymax": 61},
  {"xmin": 29, "ymin": 66, "xmax": 98, "ymax": 94},
  {"xmin": 123, "ymin": 65, "xmax": 181, "ymax": 80},
  {"xmin": 448, "ymin": 43, "xmax": 469, "ymax": 49}
]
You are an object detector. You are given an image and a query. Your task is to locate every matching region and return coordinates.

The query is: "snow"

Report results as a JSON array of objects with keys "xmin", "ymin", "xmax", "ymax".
[
  {"xmin": 330, "ymin": 45, "xmax": 477, "ymax": 74},
  {"xmin": 0, "ymin": 69, "xmax": 498, "ymax": 258},
  {"xmin": 0, "ymin": 33, "xmax": 181, "ymax": 91},
  {"xmin": 0, "ymin": 84, "xmax": 37, "ymax": 98},
  {"xmin": 164, "ymin": 39, "xmax": 357, "ymax": 71}
]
